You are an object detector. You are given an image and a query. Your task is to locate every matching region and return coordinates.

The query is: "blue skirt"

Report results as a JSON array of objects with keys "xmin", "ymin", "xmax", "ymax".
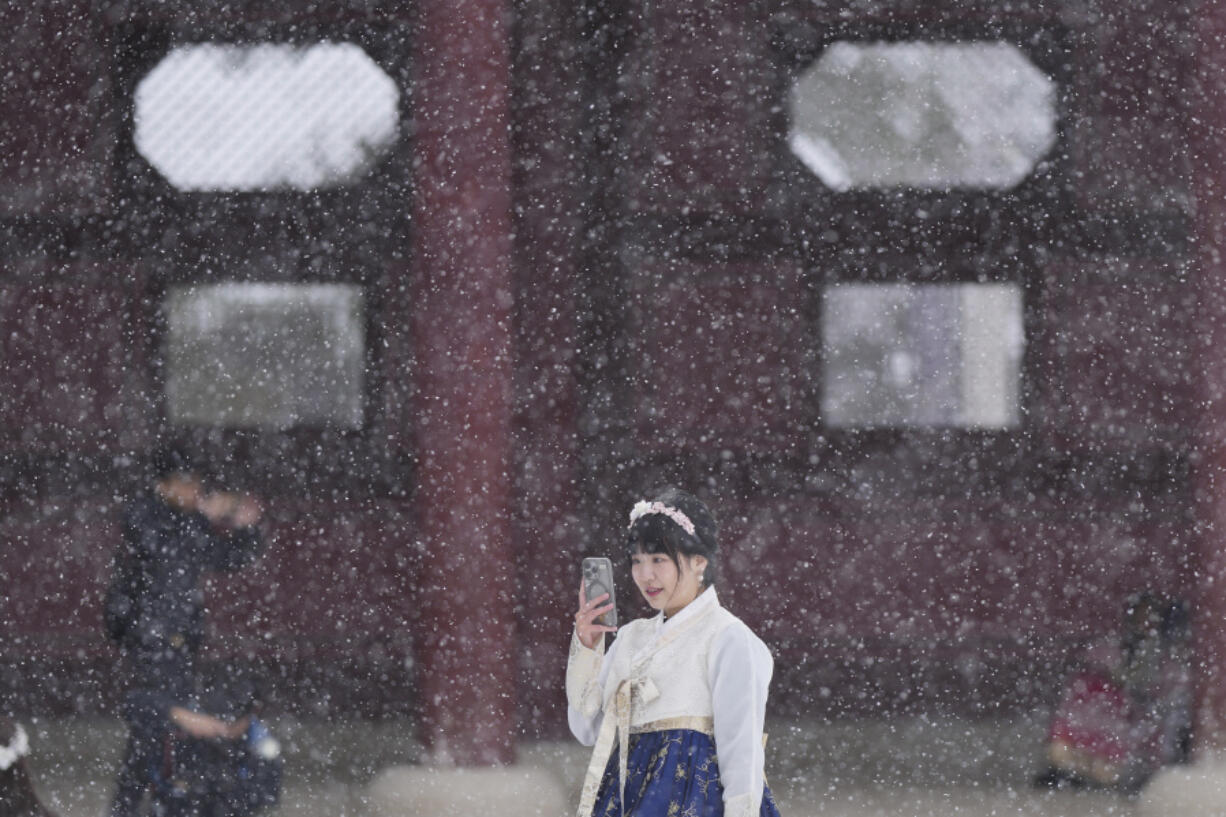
[{"xmin": 589, "ymin": 729, "xmax": 783, "ymax": 817}]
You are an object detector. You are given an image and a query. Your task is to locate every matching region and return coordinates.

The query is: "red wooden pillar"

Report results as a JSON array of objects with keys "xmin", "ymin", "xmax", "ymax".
[
  {"xmin": 1192, "ymin": 0, "xmax": 1226, "ymax": 749},
  {"xmin": 410, "ymin": 0, "xmax": 517, "ymax": 765}
]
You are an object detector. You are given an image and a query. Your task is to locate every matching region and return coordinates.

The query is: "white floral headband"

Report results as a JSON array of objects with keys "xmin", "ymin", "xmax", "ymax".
[
  {"xmin": 628, "ymin": 500, "xmax": 695, "ymax": 537},
  {"xmin": 0, "ymin": 724, "xmax": 29, "ymax": 771}
]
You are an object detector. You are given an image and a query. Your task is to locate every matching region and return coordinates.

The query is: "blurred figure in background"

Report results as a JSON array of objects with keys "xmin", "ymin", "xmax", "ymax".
[
  {"xmin": 104, "ymin": 445, "xmax": 266, "ymax": 817},
  {"xmin": 1035, "ymin": 591, "xmax": 1193, "ymax": 794},
  {"xmin": 0, "ymin": 717, "xmax": 56, "ymax": 817}
]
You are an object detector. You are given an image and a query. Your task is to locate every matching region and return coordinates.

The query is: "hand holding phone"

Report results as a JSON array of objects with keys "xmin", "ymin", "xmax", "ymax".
[{"xmin": 576, "ymin": 557, "xmax": 618, "ymax": 649}]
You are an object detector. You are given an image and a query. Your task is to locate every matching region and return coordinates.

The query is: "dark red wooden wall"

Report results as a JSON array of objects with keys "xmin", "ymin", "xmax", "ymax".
[{"xmin": 2, "ymin": 0, "xmax": 1219, "ymax": 752}]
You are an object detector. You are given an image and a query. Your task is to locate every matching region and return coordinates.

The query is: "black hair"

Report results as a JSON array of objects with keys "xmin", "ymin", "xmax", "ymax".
[
  {"xmin": 624, "ymin": 486, "xmax": 720, "ymax": 587},
  {"xmin": 1122, "ymin": 591, "xmax": 1191, "ymax": 650},
  {"xmin": 151, "ymin": 443, "xmax": 197, "ymax": 480}
]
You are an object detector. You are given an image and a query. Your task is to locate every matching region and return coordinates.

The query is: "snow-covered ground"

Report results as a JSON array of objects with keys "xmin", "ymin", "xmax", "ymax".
[{"xmin": 24, "ymin": 713, "xmax": 1140, "ymax": 817}]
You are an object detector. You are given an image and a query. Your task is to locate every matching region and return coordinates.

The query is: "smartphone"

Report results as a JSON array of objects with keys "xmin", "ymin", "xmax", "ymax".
[{"xmin": 581, "ymin": 557, "xmax": 618, "ymax": 629}]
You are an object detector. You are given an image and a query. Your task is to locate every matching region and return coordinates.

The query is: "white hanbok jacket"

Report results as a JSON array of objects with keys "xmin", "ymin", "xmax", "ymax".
[{"xmin": 566, "ymin": 586, "xmax": 774, "ymax": 817}]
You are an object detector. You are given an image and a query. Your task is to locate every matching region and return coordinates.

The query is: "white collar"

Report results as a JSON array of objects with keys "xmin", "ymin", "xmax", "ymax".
[{"xmin": 653, "ymin": 585, "xmax": 719, "ymax": 634}]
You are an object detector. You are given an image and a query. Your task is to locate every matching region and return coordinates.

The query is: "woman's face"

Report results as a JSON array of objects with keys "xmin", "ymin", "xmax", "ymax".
[{"xmin": 631, "ymin": 548, "xmax": 707, "ymax": 618}]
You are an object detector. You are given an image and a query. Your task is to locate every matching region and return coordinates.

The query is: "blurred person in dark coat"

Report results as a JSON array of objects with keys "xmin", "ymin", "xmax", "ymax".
[
  {"xmin": 1035, "ymin": 591, "xmax": 1193, "ymax": 793},
  {"xmin": 106, "ymin": 446, "xmax": 266, "ymax": 817}
]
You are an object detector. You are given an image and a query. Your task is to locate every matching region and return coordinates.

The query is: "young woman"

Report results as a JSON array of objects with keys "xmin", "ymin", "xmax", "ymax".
[{"xmin": 567, "ymin": 487, "xmax": 782, "ymax": 817}]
